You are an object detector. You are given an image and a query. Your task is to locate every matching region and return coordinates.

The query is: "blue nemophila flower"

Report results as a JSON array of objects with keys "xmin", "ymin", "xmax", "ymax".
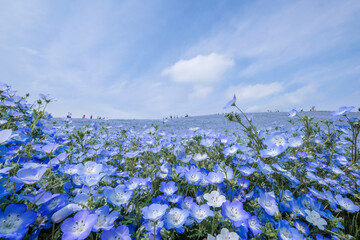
[
  {"xmin": 0, "ymin": 204, "xmax": 37, "ymax": 240},
  {"xmin": 0, "ymin": 129, "xmax": 12, "ymax": 144},
  {"xmin": 237, "ymin": 166, "xmax": 257, "ymax": 176},
  {"xmin": 61, "ymin": 210, "xmax": 97, "ymax": 240},
  {"xmin": 288, "ymin": 136, "xmax": 303, "ymax": 147},
  {"xmin": 104, "ymin": 185, "xmax": 133, "ymax": 207},
  {"xmin": 203, "ymin": 191, "xmax": 226, "ymax": 208},
  {"xmin": 305, "ymin": 209, "xmax": 327, "ymax": 230},
  {"xmin": 264, "ymin": 133, "xmax": 287, "ymax": 147},
  {"xmin": 164, "ymin": 208, "xmax": 189, "ymax": 233},
  {"xmin": 218, "ymin": 134, "xmax": 231, "ymax": 144},
  {"xmin": 208, "ymin": 228, "xmax": 240, "ymax": 240},
  {"xmin": 168, "ymin": 194, "xmax": 183, "ymax": 204},
  {"xmin": 294, "ymin": 219, "xmax": 310, "ymax": 236},
  {"xmin": 222, "ymin": 145, "xmax": 238, "ymax": 157},
  {"xmin": 248, "ymin": 215, "xmax": 262, "ymax": 236},
  {"xmin": 201, "ymin": 137, "xmax": 215, "ymax": 147},
  {"xmin": 214, "ymin": 163, "xmax": 234, "ymax": 180},
  {"xmin": 0, "ymin": 166, "xmax": 13, "ymax": 176},
  {"xmin": 280, "ymin": 190, "xmax": 294, "ymax": 207},
  {"xmin": 278, "ymin": 220, "xmax": 303, "ymax": 240},
  {"xmin": 125, "ymin": 177, "xmax": 141, "ymax": 191},
  {"xmin": 307, "ymin": 187, "xmax": 326, "ymax": 200},
  {"xmin": 224, "ymin": 94, "xmax": 236, "ymax": 109},
  {"xmin": 260, "ymin": 144, "xmax": 286, "ymax": 157},
  {"xmin": 151, "ymin": 195, "xmax": 167, "ymax": 205},
  {"xmin": 0, "ymin": 185, "xmax": 11, "ymax": 199},
  {"xmin": 299, "ymin": 194, "xmax": 321, "ymax": 211},
  {"xmin": 258, "ymin": 192, "xmax": 279, "ymax": 216},
  {"xmin": 207, "ymin": 171, "xmax": 225, "ymax": 184},
  {"xmin": 39, "ymin": 93, "xmax": 57, "ymax": 102},
  {"xmin": 158, "ymin": 162, "xmax": 171, "ymax": 179},
  {"xmin": 334, "ymin": 195, "xmax": 360, "ymax": 213},
  {"xmin": 190, "ymin": 204, "xmax": 214, "ymax": 223},
  {"xmin": 76, "ymin": 161, "xmax": 103, "ymax": 176},
  {"xmin": 257, "ymin": 160, "xmax": 275, "ymax": 175},
  {"xmin": 101, "ymin": 225, "xmax": 131, "ymax": 240},
  {"xmin": 290, "ymin": 199, "xmax": 307, "ymax": 218},
  {"xmin": 21, "ymin": 190, "xmax": 53, "ymax": 205},
  {"xmin": 11, "ymin": 164, "xmax": 48, "ymax": 184},
  {"xmin": 93, "ymin": 206, "xmax": 119, "ymax": 232},
  {"xmin": 41, "ymin": 143, "xmax": 60, "ymax": 154},
  {"xmin": 80, "ymin": 173, "xmax": 105, "ymax": 187},
  {"xmin": 142, "ymin": 204, "xmax": 168, "ymax": 221},
  {"xmin": 238, "ymin": 178, "xmax": 250, "ymax": 189},
  {"xmin": 288, "ymin": 109, "xmax": 297, "ymax": 118},
  {"xmin": 185, "ymin": 167, "xmax": 203, "ymax": 185},
  {"xmin": 332, "ymin": 106, "xmax": 354, "ymax": 116},
  {"xmin": 40, "ymin": 193, "xmax": 68, "ymax": 216},
  {"xmin": 193, "ymin": 153, "xmax": 208, "ymax": 162},
  {"xmin": 159, "ymin": 181, "xmax": 178, "ymax": 196},
  {"xmin": 179, "ymin": 196, "xmax": 195, "ymax": 210},
  {"xmin": 51, "ymin": 204, "xmax": 83, "ymax": 224},
  {"xmin": 221, "ymin": 200, "xmax": 250, "ymax": 227}
]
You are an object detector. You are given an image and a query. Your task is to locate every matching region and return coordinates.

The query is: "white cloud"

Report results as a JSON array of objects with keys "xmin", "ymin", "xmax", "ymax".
[
  {"xmin": 227, "ymin": 82, "xmax": 284, "ymax": 101},
  {"xmin": 161, "ymin": 53, "xmax": 234, "ymax": 83}
]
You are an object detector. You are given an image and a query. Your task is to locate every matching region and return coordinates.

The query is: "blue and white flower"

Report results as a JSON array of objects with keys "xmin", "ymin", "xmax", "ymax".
[{"xmin": 0, "ymin": 204, "xmax": 37, "ymax": 240}]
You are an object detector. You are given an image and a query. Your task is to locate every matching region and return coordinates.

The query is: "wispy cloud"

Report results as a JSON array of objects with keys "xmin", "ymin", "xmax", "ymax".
[
  {"xmin": 188, "ymin": 85, "xmax": 214, "ymax": 99},
  {"xmin": 226, "ymin": 82, "xmax": 284, "ymax": 101}
]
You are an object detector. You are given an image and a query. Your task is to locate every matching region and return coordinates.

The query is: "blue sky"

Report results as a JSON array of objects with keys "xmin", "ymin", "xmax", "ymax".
[{"xmin": 1, "ymin": 0, "xmax": 360, "ymax": 119}]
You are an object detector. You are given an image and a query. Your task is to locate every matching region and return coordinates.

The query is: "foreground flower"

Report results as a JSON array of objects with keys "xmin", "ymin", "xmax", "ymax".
[
  {"xmin": 293, "ymin": 219, "xmax": 310, "ymax": 236},
  {"xmin": 61, "ymin": 210, "xmax": 98, "ymax": 240},
  {"xmin": 278, "ymin": 220, "xmax": 303, "ymax": 240},
  {"xmin": 11, "ymin": 165, "xmax": 48, "ymax": 184},
  {"xmin": 288, "ymin": 136, "xmax": 303, "ymax": 147},
  {"xmin": 164, "ymin": 208, "xmax": 189, "ymax": 233},
  {"xmin": 288, "ymin": 109, "xmax": 297, "ymax": 118},
  {"xmin": 190, "ymin": 204, "xmax": 214, "ymax": 223},
  {"xmin": 221, "ymin": 200, "xmax": 249, "ymax": 227},
  {"xmin": 0, "ymin": 204, "xmax": 37, "ymax": 240},
  {"xmin": 208, "ymin": 228, "xmax": 240, "ymax": 240},
  {"xmin": 259, "ymin": 144, "xmax": 286, "ymax": 157},
  {"xmin": 258, "ymin": 192, "xmax": 279, "ymax": 216},
  {"xmin": 207, "ymin": 171, "xmax": 225, "ymax": 184},
  {"xmin": 0, "ymin": 129, "xmax": 12, "ymax": 144},
  {"xmin": 185, "ymin": 167, "xmax": 203, "ymax": 185},
  {"xmin": 224, "ymin": 95, "xmax": 236, "ymax": 109},
  {"xmin": 159, "ymin": 181, "xmax": 178, "ymax": 196},
  {"xmin": 101, "ymin": 225, "xmax": 131, "ymax": 240},
  {"xmin": 203, "ymin": 191, "xmax": 226, "ymax": 208},
  {"xmin": 335, "ymin": 195, "xmax": 360, "ymax": 213},
  {"xmin": 93, "ymin": 206, "xmax": 119, "ymax": 232},
  {"xmin": 332, "ymin": 106, "xmax": 354, "ymax": 116},
  {"xmin": 305, "ymin": 209, "xmax": 327, "ymax": 230},
  {"xmin": 104, "ymin": 185, "xmax": 133, "ymax": 207},
  {"xmin": 142, "ymin": 204, "xmax": 168, "ymax": 221},
  {"xmin": 248, "ymin": 215, "xmax": 262, "ymax": 236}
]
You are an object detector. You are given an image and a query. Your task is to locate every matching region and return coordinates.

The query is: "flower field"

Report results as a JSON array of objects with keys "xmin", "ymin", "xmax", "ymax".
[{"xmin": 0, "ymin": 82, "xmax": 359, "ymax": 240}]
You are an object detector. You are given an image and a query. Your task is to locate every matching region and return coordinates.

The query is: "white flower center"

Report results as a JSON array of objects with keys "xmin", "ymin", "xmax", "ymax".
[
  {"xmin": 0, "ymin": 214, "xmax": 23, "ymax": 233},
  {"xmin": 72, "ymin": 219, "xmax": 87, "ymax": 234}
]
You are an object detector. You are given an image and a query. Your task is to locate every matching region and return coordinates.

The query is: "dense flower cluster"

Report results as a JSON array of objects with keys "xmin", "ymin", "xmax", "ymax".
[{"xmin": 0, "ymin": 82, "xmax": 359, "ymax": 239}]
